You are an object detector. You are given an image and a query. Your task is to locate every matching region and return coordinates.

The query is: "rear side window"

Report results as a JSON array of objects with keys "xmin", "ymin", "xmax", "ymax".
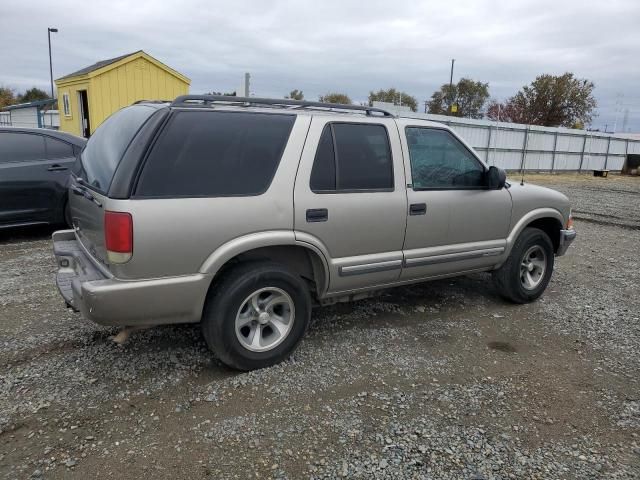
[
  {"xmin": 136, "ymin": 111, "xmax": 295, "ymax": 197},
  {"xmin": 45, "ymin": 137, "xmax": 74, "ymax": 159},
  {"xmin": 309, "ymin": 125, "xmax": 336, "ymax": 191},
  {"xmin": 81, "ymin": 105, "xmax": 156, "ymax": 193},
  {"xmin": 310, "ymin": 123, "xmax": 393, "ymax": 192},
  {"xmin": 0, "ymin": 132, "xmax": 45, "ymax": 163}
]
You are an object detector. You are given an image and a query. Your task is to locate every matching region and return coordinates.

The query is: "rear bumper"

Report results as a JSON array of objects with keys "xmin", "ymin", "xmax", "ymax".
[
  {"xmin": 53, "ymin": 229, "xmax": 211, "ymax": 326},
  {"xmin": 557, "ymin": 228, "xmax": 577, "ymax": 256}
]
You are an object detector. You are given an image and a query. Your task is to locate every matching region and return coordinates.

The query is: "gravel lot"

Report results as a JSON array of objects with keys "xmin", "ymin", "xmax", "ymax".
[{"xmin": 1, "ymin": 173, "xmax": 639, "ymax": 479}]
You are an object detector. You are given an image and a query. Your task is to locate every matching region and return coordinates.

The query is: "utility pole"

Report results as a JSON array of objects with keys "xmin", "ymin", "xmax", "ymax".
[
  {"xmin": 244, "ymin": 72, "xmax": 251, "ymax": 97},
  {"xmin": 612, "ymin": 93, "xmax": 623, "ymax": 133},
  {"xmin": 424, "ymin": 100, "xmax": 428, "ymax": 113},
  {"xmin": 448, "ymin": 58, "xmax": 455, "ymax": 114},
  {"xmin": 47, "ymin": 27, "xmax": 58, "ymax": 99},
  {"xmin": 622, "ymin": 108, "xmax": 629, "ymax": 133}
]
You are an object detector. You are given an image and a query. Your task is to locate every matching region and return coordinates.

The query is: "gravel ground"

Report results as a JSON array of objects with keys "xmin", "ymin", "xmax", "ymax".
[{"xmin": 1, "ymin": 173, "xmax": 639, "ymax": 479}]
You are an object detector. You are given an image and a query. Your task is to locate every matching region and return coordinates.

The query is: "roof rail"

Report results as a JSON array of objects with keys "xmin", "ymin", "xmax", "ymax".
[
  {"xmin": 133, "ymin": 99, "xmax": 172, "ymax": 104},
  {"xmin": 170, "ymin": 95, "xmax": 394, "ymax": 117}
]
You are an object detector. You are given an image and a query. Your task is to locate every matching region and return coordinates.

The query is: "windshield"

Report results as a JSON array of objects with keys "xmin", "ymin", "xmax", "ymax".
[{"xmin": 80, "ymin": 105, "xmax": 156, "ymax": 193}]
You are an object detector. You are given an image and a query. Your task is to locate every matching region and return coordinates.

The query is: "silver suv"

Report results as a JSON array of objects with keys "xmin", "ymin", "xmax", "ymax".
[{"xmin": 53, "ymin": 95, "xmax": 576, "ymax": 370}]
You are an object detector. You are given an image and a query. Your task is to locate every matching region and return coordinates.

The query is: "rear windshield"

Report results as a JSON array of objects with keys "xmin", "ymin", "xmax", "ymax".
[
  {"xmin": 135, "ymin": 110, "xmax": 295, "ymax": 197},
  {"xmin": 81, "ymin": 105, "xmax": 156, "ymax": 193}
]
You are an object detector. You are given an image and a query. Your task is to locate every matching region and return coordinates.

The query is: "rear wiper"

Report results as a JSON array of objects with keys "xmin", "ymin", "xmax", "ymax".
[
  {"xmin": 71, "ymin": 182, "xmax": 102, "ymax": 208},
  {"xmin": 74, "ymin": 174, "xmax": 88, "ymax": 187}
]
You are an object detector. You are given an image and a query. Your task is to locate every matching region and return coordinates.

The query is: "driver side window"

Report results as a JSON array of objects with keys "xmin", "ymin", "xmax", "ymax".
[{"xmin": 406, "ymin": 127, "xmax": 485, "ymax": 189}]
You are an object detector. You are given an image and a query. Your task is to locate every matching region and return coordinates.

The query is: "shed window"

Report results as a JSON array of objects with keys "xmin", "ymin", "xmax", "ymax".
[{"xmin": 62, "ymin": 93, "xmax": 71, "ymax": 117}]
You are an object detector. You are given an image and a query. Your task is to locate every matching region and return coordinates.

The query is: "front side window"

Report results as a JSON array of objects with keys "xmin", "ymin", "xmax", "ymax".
[
  {"xmin": 0, "ymin": 132, "xmax": 45, "ymax": 163},
  {"xmin": 136, "ymin": 111, "xmax": 295, "ymax": 197},
  {"xmin": 406, "ymin": 127, "xmax": 485, "ymax": 189},
  {"xmin": 310, "ymin": 123, "xmax": 393, "ymax": 192}
]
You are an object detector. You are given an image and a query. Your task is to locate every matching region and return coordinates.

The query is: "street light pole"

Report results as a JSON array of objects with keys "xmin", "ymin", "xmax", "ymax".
[
  {"xmin": 448, "ymin": 58, "xmax": 455, "ymax": 114},
  {"xmin": 47, "ymin": 27, "xmax": 58, "ymax": 99}
]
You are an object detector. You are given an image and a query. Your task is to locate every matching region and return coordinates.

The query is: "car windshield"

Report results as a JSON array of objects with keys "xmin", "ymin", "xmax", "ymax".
[{"xmin": 80, "ymin": 105, "xmax": 156, "ymax": 194}]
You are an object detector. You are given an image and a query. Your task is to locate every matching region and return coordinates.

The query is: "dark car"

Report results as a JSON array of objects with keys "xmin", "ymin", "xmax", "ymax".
[{"xmin": 0, "ymin": 127, "xmax": 86, "ymax": 229}]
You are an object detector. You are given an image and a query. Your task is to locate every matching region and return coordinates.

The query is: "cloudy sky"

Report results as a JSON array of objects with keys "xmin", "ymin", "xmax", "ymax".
[{"xmin": 2, "ymin": 0, "xmax": 639, "ymax": 131}]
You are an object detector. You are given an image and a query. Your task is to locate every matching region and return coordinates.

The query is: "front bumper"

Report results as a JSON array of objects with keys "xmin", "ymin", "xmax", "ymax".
[
  {"xmin": 52, "ymin": 230, "xmax": 211, "ymax": 326},
  {"xmin": 557, "ymin": 228, "xmax": 577, "ymax": 256}
]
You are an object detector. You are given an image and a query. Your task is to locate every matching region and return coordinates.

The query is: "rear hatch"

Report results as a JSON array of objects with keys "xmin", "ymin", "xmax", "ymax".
[{"xmin": 70, "ymin": 105, "xmax": 158, "ymax": 270}]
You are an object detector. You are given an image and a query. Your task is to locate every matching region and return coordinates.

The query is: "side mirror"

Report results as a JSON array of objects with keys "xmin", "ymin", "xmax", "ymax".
[{"xmin": 487, "ymin": 166, "xmax": 506, "ymax": 190}]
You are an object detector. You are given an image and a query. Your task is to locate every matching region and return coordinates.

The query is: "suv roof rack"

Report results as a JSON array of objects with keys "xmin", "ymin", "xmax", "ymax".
[
  {"xmin": 133, "ymin": 99, "xmax": 172, "ymax": 104},
  {"xmin": 170, "ymin": 95, "xmax": 394, "ymax": 117}
]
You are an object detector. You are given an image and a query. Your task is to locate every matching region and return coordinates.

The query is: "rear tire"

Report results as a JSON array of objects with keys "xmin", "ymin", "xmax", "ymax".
[
  {"xmin": 201, "ymin": 261, "xmax": 312, "ymax": 371},
  {"xmin": 492, "ymin": 227, "xmax": 554, "ymax": 304}
]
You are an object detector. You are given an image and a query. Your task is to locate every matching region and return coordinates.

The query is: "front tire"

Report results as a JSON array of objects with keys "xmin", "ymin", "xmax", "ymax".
[
  {"xmin": 201, "ymin": 261, "xmax": 312, "ymax": 371},
  {"xmin": 492, "ymin": 227, "xmax": 554, "ymax": 303}
]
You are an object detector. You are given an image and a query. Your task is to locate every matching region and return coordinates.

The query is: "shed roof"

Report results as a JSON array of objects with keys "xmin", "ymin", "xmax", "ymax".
[
  {"xmin": 2, "ymin": 98, "xmax": 56, "ymax": 111},
  {"xmin": 57, "ymin": 51, "xmax": 141, "ymax": 81},
  {"xmin": 55, "ymin": 50, "xmax": 190, "ymax": 84}
]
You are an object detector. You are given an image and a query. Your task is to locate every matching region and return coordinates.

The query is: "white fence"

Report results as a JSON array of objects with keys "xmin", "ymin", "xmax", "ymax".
[
  {"xmin": 399, "ymin": 112, "xmax": 640, "ymax": 172},
  {"xmin": 2, "ymin": 107, "xmax": 639, "ymax": 172},
  {"xmin": 0, "ymin": 109, "xmax": 60, "ymax": 129},
  {"xmin": 41, "ymin": 110, "xmax": 60, "ymax": 129}
]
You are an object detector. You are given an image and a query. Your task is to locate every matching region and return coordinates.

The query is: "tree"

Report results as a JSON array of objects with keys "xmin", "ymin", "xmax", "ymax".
[
  {"xmin": 318, "ymin": 93, "xmax": 352, "ymax": 104},
  {"xmin": 0, "ymin": 86, "xmax": 17, "ymax": 109},
  {"xmin": 486, "ymin": 99, "xmax": 524, "ymax": 123},
  {"xmin": 368, "ymin": 88, "xmax": 417, "ymax": 112},
  {"xmin": 19, "ymin": 87, "xmax": 49, "ymax": 103},
  {"xmin": 427, "ymin": 78, "xmax": 490, "ymax": 118},
  {"xmin": 286, "ymin": 89, "xmax": 304, "ymax": 101},
  {"xmin": 486, "ymin": 73, "xmax": 596, "ymax": 127}
]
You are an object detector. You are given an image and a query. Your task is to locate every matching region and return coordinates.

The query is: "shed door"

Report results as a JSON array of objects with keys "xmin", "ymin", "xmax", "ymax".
[{"xmin": 78, "ymin": 90, "xmax": 91, "ymax": 138}]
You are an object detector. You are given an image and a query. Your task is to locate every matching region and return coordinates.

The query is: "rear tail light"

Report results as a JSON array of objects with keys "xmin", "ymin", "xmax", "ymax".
[{"xmin": 104, "ymin": 211, "xmax": 133, "ymax": 264}]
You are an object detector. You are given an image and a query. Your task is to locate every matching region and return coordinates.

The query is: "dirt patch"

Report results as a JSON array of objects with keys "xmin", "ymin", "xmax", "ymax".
[{"xmin": 486, "ymin": 340, "xmax": 517, "ymax": 353}]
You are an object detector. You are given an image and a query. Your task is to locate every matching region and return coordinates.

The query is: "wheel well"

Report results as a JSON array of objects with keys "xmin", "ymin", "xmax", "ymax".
[
  {"xmin": 526, "ymin": 217, "xmax": 562, "ymax": 253},
  {"xmin": 211, "ymin": 246, "xmax": 327, "ymax": 302}
]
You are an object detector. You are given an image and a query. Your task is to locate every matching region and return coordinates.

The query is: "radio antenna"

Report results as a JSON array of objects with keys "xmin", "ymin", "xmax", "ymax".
[{"xmin": 520, "ymin": 127, "xmax": 529, "ymax": 185}]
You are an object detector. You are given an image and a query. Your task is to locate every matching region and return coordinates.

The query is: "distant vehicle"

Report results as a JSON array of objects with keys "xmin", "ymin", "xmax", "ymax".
[
  {"xmin": 53, "ymin": 96, "xmax": 575, "ymax": 371},
  {"xmin": 0, "ymin": 127, "xmax": 85, "ymax": 229}
]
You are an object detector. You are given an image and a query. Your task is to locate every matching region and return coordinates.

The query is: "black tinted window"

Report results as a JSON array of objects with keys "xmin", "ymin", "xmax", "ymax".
[
  {"xmin": 136, "ymin": 111, "xmax": 295, "ymax": 197},
  {"xmin": 0, "ymin": 132, "xmax": 45, "ymax": 163},
  {"xmin": 310, "ymin": 125, "xmax": 336, "ymax": 191},
  {"xmin": 310, "ymin": 123, "xmax": 393, "ymax": 192},
  {"xmin": 81, "ymin": 105, "xmax": 156, "ymax": 193},
  {"xmin": 45, "ymin": 137, "xmax": 74, "ymax": 159},
  {"xmin": 406, "ymin": 128, "xmax": 485, "ymax": 188}
]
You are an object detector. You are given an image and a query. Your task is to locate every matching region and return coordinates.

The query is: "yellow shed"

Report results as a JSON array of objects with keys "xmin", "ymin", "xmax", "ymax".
[{"xmin": 55, "ymin": 50, "xmax": 190, "ymax": 137}]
